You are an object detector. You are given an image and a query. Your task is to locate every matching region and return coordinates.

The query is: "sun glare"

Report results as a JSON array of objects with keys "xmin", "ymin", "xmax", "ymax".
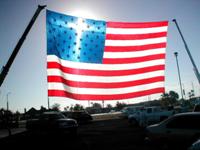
[{"xmin": 71, "ymin": 9, "xmax": 98, "ymax": 20}]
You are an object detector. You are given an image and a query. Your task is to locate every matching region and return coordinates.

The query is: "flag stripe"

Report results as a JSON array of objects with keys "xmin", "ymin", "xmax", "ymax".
[
  {"xmin": 104, "ymin": 48, "xmax": 165, "ymax": 58},
  {"xmin": 48, "ymin": 87, "xmax": 165, "ymax": 100},
  {"xmin": 107, "ymin": 21, "xmax": 168, "ymax": 28},
  {"xmin": 104, "ymin": 43, "xmax": 166, "ymax": 52},
  {"xmin": 47, "ymin": 69, "xmax": 164, "ymax": 83},
  {"xmin": 48, "ymin": 76, "xmax": 164, "ymax": 88},
  {"xmin": 105, "ymin": 37, "xmax": 166, "ymax": 46},
  {"xmin": 48, "ymin": 62, "xmax": 164, "ymax": 76},
  {"xmin": 106, "ymin": 32, "xmax": 167, "ymax": 40},
  {"xmin": 47, "ymin": 55, "xmax": 165, "ymax": 71},
  {"xmin": 106, "ymin": 26, "xmax": 168, "ymax": 34},
  {"xmin": 103, "ymin": 54, "xmax": 165, "ymax": 64},
  {"xmin": 48, "ymin": 82, "xmax": 164, "ymax": 95}
]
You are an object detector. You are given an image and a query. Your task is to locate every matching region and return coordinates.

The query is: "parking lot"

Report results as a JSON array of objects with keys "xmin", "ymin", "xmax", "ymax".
[{"xmin": 0, "ymin": 117, "xmax": 188, "ymax": 150}]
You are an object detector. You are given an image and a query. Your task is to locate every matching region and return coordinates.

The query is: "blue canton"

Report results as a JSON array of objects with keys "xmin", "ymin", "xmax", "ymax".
[{"xmin": 47, "ymin": 10, "xmax": 106, "ymax": 64}]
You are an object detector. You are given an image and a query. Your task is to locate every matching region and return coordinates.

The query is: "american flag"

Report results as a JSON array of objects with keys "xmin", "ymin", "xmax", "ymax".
[{"xmin": 46, "ymin": 10, "xmax": 168, "ymax": 101}]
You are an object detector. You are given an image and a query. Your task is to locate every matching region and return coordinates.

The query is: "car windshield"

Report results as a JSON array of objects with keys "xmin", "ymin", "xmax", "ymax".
[{"xmin": 41, "ymin": 113, "xmax": 65, "ymax": 120}]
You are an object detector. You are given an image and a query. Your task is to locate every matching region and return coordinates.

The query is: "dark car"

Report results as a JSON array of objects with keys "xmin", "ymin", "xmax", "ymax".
[
  {"xmin": 62, "ymin": 111, "xmax": 93, "ymax": 124},
  {"xmin": 26, "ymin": 111, "xmax": 78, "ymax": 135},
  {"xmin": 145, "ymin": 112, "xmax": 200, "ymax": 149}
]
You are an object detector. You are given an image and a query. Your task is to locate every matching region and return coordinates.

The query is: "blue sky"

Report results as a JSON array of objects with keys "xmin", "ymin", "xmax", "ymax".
[{"xmin": 0, "ymin": 0, "xmax": 200, "ymax": 112}]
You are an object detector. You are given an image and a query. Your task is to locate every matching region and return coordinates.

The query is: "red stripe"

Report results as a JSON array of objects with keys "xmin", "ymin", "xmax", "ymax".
[
  {"xmin": 106, "ymin": 32, "xmax": 167, "ymax": 40},
  {"xmin": 48, "ymin": 76, "xmax": 164, "ymax": 88},
  {"xmin": 48, "ymin": 87, "xmax": 164, "ymax": 100},
  {"xmin": 103, "ymin": 54, "xmax": 165, "ymax": 64},
  {"xmin": 48, "ymin": 62, "xmax": 164, "ymax": 76},
  {"xmin": 107, "ymin": 21, "xmax": 168, "ymax": 28},
  {"xmin": 104, "ymin": 43, "xmax": 166, "ymax": 52}
]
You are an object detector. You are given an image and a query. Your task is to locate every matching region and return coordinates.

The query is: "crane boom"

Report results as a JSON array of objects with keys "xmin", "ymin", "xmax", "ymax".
[{"xmin": 0, "ymin": 5, "xmax": 46, "ymax": 87}]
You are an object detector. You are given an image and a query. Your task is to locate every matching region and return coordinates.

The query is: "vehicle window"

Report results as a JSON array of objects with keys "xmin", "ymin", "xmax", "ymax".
[
  {"xmin": 41, "ymin": 113, "xmax": 65, "ymax": 120},
  {"xmin": 147, "ymin": 108, "xmax": 152, "ymax": 113},
  {"xmin": 166, "ymin": 115, "xmax": 200, "ymax": 129}
]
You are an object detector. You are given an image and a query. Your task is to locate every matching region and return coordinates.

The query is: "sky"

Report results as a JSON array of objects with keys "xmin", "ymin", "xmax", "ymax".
[{"xmin": 0, "ymin": 0, "xmax": 200, "ymax": 113}]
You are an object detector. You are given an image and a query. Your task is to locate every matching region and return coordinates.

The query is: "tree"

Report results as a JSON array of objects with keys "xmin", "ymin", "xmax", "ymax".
[
  {"xmin": 91, "ymin": 103, "xmax": 102, "ymax": 109},
  {"xmin": 51, "ymin": 103, "xmax": 60, "ymax": 111},
  {"xmin": 160, "ymin": 91, "xmax": 179, "ymax": 107},
  {"xmin": 115, "ymin": 102, "xmax": 126, "ymax": 110},
  {"xmin": 106, "ymin": 104, "xmax": 112, "ymax": 109},
  {"xmin": 73, "ymin": 104, "xmax": 84, "ymax": 111},
  {"xmin": 169, "ymin": 91, "xmax": 179, "ymax": 101}
]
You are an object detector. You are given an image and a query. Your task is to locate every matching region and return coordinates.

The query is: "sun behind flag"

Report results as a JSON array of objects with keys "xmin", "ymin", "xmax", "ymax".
[{"xmin": 46, "ymin": 10, "xmax": 168, "ymax": 101}]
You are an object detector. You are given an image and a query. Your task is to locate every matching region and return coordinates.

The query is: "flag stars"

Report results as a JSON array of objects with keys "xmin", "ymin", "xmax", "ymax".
[{"xmin": 47, "ymin": 12, "xmax": 105, "ymax": 64}]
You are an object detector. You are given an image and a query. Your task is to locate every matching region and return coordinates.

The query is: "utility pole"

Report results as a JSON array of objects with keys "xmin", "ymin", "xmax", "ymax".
[
  {"xmin": 6, "ymin": 92, "xmax": 11, "ymax": 111},
  {"xmin": 172, "ymin": 19, "xmax": 200, "ymax": 85},
  {"xmin": 0, "ymin": 5, "xmax": 46, "ymax": 87},
  {"xmin": 174, "ymin": 52, "xmax": 184, "ymax": 100},
  {"xmin": 47, "ymin": 97, "xmax": 50, "ymax": 110}
]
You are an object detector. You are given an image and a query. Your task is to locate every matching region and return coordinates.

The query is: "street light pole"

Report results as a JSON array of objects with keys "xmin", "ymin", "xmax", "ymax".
[
  {"xmin": 6, "ymin": 92, "xmax": 11, "ymax": 111},
  {"xmin": 174, "ymin": 52, "xmax": 184, "ymax": 100}
]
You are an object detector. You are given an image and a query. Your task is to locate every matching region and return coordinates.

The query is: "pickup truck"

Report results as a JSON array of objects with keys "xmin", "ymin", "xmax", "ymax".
[{"xmin": 128, "ymin": 106, "xmax": 174, "ymax": 127}]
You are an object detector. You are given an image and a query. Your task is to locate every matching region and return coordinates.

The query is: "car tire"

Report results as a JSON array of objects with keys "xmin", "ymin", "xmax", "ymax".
[{"xmin": 129, "ymin": 118, "xmax": 139, "ymax": 127}]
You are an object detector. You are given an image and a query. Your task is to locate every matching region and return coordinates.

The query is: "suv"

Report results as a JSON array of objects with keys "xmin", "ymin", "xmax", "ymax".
[
  {"xmin": 145, "ymin": 112, "xmax": 200, "ymax": 148},
  {"xmin": 62, "ymin": 111, "xmax": 93, "ymax": 124}
]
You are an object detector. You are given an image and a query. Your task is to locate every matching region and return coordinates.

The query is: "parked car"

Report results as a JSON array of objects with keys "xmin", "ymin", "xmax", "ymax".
[
  {"xmin": 121, "ymin": 105, "xmax": 144, "ymax": 118},
  {"xmin": 188, "ymin": 138, "xmax": 200, "ymax": 150},
  {"xmin": 62, "ymin": 111, "xmax": 93, "ymax": 124},
  {"xmin": 26, "ymin": 111, "xmax": 78, "ymax": 135},
  {"xmin": 128, "ymin": 106, "xmax": 174, "ymax": 127},
  {"xmin": 145, "ymin": 112, "xmax": 200, "ymax": 148},
  {"xmin": 193, "ymin": 104, "xmax": 200, "ymax": 112}
]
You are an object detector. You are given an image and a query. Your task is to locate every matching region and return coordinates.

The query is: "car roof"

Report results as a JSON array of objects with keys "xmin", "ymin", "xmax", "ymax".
[
  {"xmin": 173, "ymin": 112, "xmax": 200, "ymax": 117},
  {"xmin": 43, "ymin": 111, "xmax": 61, "ymax": 115}
]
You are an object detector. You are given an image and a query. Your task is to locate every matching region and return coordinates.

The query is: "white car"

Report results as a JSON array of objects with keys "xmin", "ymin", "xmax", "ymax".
[{"xmin": 145, "ymin": 112, "xmax": 200, "ymax": 148}]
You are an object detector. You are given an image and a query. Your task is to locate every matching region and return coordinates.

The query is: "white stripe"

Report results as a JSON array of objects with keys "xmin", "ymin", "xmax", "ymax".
[
  {"xmin": 106, "ymin": 26, "xmax": 168, "ymax": 34},
  {"xmin": 105, "ymin": 37, "xmax": 166, "ymax": 46},
  {"xmin": 47, "ymin": 55, "xmax": 165, "ymax": 70},
  {"xmin": 47, "ymin": 69, "xmax": 164, "ymax": 83},
  {"xmin": 104, "ymin": 48, "xmax": 165, "ymax": 58},
  {"xmin": 48, "ymin": 82, "xmax": 164, "ymax": 95}
]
